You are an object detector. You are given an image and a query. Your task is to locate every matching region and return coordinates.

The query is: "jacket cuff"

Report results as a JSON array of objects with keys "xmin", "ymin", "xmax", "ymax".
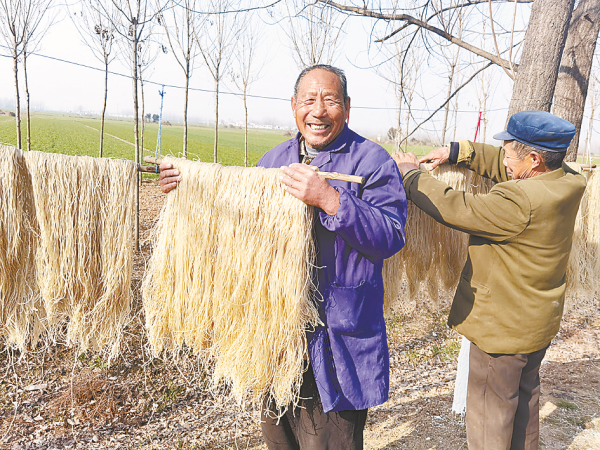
[
  {"xmin": 319, "ymin": 187, "xmax": 350, "ymax": 229},
  {"xmin": 448, "ymin": 142, "xmax": 460, "ymax": 164},
  {"xmin": 457, "ymin": 140, "xmax": 474, "ymax": 164}
]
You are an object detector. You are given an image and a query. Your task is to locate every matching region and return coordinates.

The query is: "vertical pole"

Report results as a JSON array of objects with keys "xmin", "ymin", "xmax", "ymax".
[{"xmin": 155, "ymin": 85, "xmax": 166, "ymax": 159}]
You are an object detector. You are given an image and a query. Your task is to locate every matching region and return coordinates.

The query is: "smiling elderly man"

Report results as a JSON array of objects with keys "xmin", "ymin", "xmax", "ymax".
[
  {"xmin": 393, "ymin": 111, "xmax": 586, "ymax": 450},
  {"xmin": 160, "ymin": 64, "xmax": 407, "ymax": 449}
]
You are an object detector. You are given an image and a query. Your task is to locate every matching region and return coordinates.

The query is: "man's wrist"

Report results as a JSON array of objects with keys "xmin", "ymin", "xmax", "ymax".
[{"xmin": 320, "ymin": 187, "xmax": 340, "ymax": 216}]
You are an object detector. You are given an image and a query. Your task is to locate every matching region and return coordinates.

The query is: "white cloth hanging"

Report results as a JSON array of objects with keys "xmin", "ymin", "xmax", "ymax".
[{"xmin": 452, "ymin": 336, "xmax": 471, "ymax": 416}]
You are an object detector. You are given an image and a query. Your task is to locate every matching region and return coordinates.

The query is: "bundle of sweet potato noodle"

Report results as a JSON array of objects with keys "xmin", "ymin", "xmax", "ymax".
[
  {"xmin": 384, "ymin": 164, "xmax": 600, "ymax": 313},
  {"xmin": 567, "ymin": 168, "xmax": 600, "ymax": 297},
  {"xmin": 142, "ymin": 157, "xmax": 320, "ymax": 412},
  {"xmin": 0, "ymin": 145, "xmax": 41, "ymax": 349},
  {"xmin": 383, "ymin": 165, "xmax": 496, "ymax": 313},
  {"xmin": 0, "ymin": 145, "xmax": 136, "ymax": 356}
]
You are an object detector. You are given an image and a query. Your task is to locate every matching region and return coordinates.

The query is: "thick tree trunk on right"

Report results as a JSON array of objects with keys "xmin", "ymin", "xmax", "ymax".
[
  {"xmin": 507, "ymin": 0, "xmax": 575, "ymax": 118},
  {"xmin": 552, "ymin": 0, "xmax": 600, "ymax": 162}
]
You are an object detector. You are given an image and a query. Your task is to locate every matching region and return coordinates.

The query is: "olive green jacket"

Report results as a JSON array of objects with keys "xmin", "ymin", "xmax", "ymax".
[{"xmin": 402, "ymin": 141, "xmax": 586, "ymax": 354}]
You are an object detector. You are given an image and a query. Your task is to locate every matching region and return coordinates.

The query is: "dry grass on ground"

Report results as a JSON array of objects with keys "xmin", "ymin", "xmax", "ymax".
[{"xmin": 0, "ymin": 180, "xmax": 598, "ymax": 450}]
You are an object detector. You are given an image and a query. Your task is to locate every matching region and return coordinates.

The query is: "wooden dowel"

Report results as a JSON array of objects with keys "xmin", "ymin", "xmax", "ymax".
[
  {"xmin": 144, "ymin": 156, "xmax": 161, "ymax": 165},
  {"xmin": 308, "ymin": 165, "xmax": 365, "ymax": 184},
  {"xmin": 143, "ymin": 156, "xmax": 366, "ymax": 184},
  {"xmin": 138, "ymin": 164, "xmax": 159, "ymax": 173}
]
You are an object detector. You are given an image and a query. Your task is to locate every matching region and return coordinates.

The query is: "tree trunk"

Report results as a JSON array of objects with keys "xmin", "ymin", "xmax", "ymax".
[
  {"xmin": 396, "ymin": 96, "xmax": 402, "ymax": 152},
  {"xmin": 507, "ymin": 0, "xmax": 576, "ymax": 117},
  {"xmin": 13, "ymin": 52, "xmax": 21, "ymax": 150},
  {"xmin": 184, "ymin": 70, "xmax": 189, "ymax": 158},
  {"xmin": 23, "ymin": 50, "xmax": 31, "ymax": 151},
  {"xmin": 133, "ymin": 33, "xmax": 140, "ymax": 252},
  {"xmin": 552, "ymin": 0, "xmax": 600, "ymax": 161},
  {"xmin": 584, "ymin": 78, "xmax": 597, "ymax": 164},
  {"xmin": 442, "ymin": 61, "xmax": 456, "ymax": 145},
  {"xmin": 243, "ymin": 85, "xmax": 248, "ymax": 167},
  {"xmin": 140, "ymin": 74, "xmax": 145, "ymax": 164},
  {"xmin": 214, "ymin": 77, "xmax": 219, "ymax": 164},
  {"xmin": 100, "ymin": 58, "xmax": 109, "ymax": 158}
]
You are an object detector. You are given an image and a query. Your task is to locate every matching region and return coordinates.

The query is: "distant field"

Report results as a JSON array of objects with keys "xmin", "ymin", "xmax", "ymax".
[
  {"xmin": 0, "ymin": 113, "xmax": 431, "ymax": 168},
  {"xmin": 0, "ymin": 113, "xmax": 290, "ymax": 168}
]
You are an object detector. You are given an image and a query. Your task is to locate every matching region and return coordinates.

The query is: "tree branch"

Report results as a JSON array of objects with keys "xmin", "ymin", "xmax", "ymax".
[
  {"xmin": 401, "ymin": 61, "xmax": 494, "ymax": 145},
  {"xmin": 318, "ymin": 0, "xmax": 518, "ymax": 70}
]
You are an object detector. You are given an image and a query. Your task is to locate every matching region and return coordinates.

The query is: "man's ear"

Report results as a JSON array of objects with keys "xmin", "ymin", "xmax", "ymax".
[
  {"xmin": 529, "ymin": 151, "xmax": 544, "ymax": 169},
  {"xmin": 345, "ymin": 97, "xmax": 351, "ymax": 120},
  {"xmin": 291, "ymin": 96, "xmax": 297, "ymax": 118}
]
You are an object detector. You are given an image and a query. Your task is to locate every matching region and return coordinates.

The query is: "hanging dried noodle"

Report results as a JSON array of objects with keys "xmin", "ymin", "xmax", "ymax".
[
  {"xmin": 383, "ymin": 165, "xmax": 495, "ymax": 313},
  {"xmin": 142, "ymin": 157, "xmax": 320, "ymax": 412},
  {"xmin": 567, "ymin": 169, "xmax": 600, "ymax": 297},
  {"xmin": 0, "ymin": 145, "xmax": 41, "ymax": 349},
  {"xmin": 23, "ymin": 151, "xmax": 136, "ymax": 356},
  {"xmin": 384, "ymin": 164, "xmax": 600, "ymax": 313}
]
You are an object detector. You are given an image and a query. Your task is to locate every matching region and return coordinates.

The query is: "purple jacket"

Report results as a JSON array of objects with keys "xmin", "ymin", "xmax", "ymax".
[{"xmin": 258, "ymin": 125, "xmax": 407, "ymax": 412}]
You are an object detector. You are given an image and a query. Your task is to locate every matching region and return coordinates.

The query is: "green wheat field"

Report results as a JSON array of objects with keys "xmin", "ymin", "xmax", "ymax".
[{"xmin": 0, "ymin": 113, "xmax": 434, "ymax": 169}]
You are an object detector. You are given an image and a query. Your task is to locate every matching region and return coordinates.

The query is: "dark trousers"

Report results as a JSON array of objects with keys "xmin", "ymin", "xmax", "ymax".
[
  {"xmin": 261, "ymin": 368, "xmax": 368, "ymax": 450},
  {"xmin": 466, "ymin": 342, "xmax": 549, "ymax": 450}
]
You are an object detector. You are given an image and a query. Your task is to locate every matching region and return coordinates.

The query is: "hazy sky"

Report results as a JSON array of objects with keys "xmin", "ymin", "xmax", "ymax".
[{"xmin": 0, "ymin": 1, "xmax": 597, "ymax": 150}]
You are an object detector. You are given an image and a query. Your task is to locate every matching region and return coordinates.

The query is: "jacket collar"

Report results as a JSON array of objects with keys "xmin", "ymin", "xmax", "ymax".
[
  {"xmin": 527, "ymin": 167, "xmax": 566, "ymax": 182},
  {"xmin": 299, "ymin": 125, "xmax": 350, "ymax": 168}
]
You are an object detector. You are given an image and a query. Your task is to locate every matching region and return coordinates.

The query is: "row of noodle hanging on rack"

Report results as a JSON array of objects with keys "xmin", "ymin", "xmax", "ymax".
[{"xmin": 1, "ymin": 144, "xmax": 598, "ymax": 413}]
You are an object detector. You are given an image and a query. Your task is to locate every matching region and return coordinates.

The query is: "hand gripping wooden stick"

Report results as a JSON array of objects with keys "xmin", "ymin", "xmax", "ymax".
[{"xmin": 143, "ymin": 156, "xmax": 366, "ymax": 185}]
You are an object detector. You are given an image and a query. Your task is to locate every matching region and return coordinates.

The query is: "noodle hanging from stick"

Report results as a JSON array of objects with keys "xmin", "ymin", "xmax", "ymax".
[
  {"xmin": 0, "ymin": 145, "xmax": 41, "ymax": 349},
  {"xmin": 142, "ymin": 157, "xmax": 320, "ymax": 412},
  {"xmin": 24, "ymin": 151, "xmax": 136, "ymax": 356}
]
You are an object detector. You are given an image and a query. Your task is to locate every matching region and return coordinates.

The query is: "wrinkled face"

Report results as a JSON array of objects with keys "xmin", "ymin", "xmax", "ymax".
[
  {"xmin": 502, "ymin": 141, "xmax": 532, "ymax": 179},
  {"xmin": 291, "ymin": 69, "xmax": 350, "ymax": 150}
]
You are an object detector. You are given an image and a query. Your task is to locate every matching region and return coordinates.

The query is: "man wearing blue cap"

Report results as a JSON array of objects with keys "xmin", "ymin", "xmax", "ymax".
[{"xmin": 393, "ymin": 111, "xmax": 587, "ymax": 450}]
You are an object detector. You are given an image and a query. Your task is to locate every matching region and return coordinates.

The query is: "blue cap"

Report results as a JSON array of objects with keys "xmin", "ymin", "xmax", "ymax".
[{"xmin": 493, "ymin": 111, "xmax": 576, "ymax": 152}]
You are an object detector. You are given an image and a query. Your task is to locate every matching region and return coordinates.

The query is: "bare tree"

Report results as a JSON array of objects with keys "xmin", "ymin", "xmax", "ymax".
[
  {"xmin": 158, "ymin": 0, "xmax": 200, "ymax": 157},
  {"xmin": 382, "ymin": 32, "xmax": 423, "ymax": 151},
  {"xmin": 319, "ymin": 0, "xmax": 600, "ymax": 161},
  {"xmin": 0, "ymin": 0, "xmax": 53, "ymax": 150},
  {"xmin": 402, "ymin": 48, "xmax": 423, "ymax": 152},
  {"xmin": 282, "ymin": 0, "xmax": 348, "ymax": 69},
  {"xmin": 108, "ymin": 0, "xmax": 163, "ymax": 250},
  {"xmin": 475, "ymin": 64, "xmax": 493, "ymax": 143},
  {"xmin": 583, "ymin": 72, "xmax": 599, "ymax": 165},
  {"xmin": 505, "ymin": 0, "xmax": 575, "ymax": 116},
  {"xmin": 552, "ymin": 0, "xmax": 600, "ymax": 160},
  {"xmin": 71, "ymin": 0, "xmax": 119, "ymax": 157},
  {"xmin": 230, "ymin": 13, "xmax": 263, "ymax": 167},
  {"xmin": 137, "ymin": 38, "xmax": 159, "ymax": 164},
  {"xmin": 195, "ymin": 0, "xmax": 240, "ymax": 164}
]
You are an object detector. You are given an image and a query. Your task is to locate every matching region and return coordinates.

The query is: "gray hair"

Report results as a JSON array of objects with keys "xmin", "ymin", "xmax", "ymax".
[
  {"xmin": 293, "ymin": 64, "xmax": 349, "ymax": 101},
  {"xmin": 510, "ymin": 140, "xmax": 566, "ymax": 170}
]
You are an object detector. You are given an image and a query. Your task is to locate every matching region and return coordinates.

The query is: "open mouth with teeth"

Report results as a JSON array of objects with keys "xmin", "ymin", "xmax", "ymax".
[{"xmin": 308, "ymin": 124, "xmax": 330, "ymax": 131}]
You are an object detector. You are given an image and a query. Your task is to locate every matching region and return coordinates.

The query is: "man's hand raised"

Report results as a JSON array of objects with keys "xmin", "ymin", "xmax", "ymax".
[
  {"xmin": 280, "ymin": 163, "xmax": 340, "ymax": 216},
  {"xmin": 419, "ymin": 146, "xmax": 450, "ymax": 170}
]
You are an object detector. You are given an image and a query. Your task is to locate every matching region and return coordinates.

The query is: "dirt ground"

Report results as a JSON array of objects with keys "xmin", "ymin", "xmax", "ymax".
[{"xmin": 1, "ymin": 180, "xmax": 598, "ymax": 450}]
